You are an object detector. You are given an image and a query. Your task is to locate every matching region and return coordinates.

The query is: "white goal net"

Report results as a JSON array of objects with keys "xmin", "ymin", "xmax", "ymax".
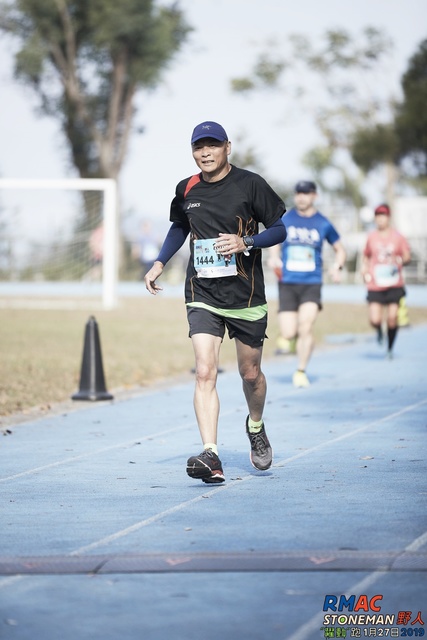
[{"xmin": 0, "ymin": 178, "xmax": 118, "ymax": 308}]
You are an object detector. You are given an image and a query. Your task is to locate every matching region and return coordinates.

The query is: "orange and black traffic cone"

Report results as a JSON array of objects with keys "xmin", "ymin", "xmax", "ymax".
[{"xmin": 72, "ymin": 316, "xmax": 113, "ymax": 401}]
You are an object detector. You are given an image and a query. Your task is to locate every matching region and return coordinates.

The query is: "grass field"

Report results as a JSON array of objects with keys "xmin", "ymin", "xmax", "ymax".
[{"xmin": 1, "ymin": 296, "xmax": 426, "ymax": 419}]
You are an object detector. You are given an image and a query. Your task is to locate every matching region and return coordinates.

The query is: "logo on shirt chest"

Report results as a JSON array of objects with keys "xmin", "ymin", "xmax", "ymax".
[{"xmin": 288, "ymin": 225, "xmax": 321, "ymax": 245}]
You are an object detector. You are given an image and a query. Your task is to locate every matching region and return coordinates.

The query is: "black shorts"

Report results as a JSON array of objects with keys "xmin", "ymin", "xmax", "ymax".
[
  {"xmin": 186, "ymin": 306, "xmax": 267, "ymax": 348},
  {"xmin": 367, "ymin": 287, "xmax": 405, "ymax": 305},
  {"xmin": 278, "ymin": 283, "xmax": 322, "ymax": 312}
]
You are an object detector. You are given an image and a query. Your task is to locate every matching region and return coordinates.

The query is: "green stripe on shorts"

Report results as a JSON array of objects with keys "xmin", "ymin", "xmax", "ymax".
[{"xmin": 186, "ymin": 301, "xmax": 267, "ymax": 321}]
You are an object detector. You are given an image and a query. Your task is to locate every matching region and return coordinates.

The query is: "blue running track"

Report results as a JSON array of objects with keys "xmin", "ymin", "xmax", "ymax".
[{"xmin": 0, "ymin": 320, "xmax": 426, "ymax": 640}]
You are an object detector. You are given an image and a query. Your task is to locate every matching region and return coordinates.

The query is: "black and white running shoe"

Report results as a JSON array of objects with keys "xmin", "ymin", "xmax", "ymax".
[{"xmin": 187, "ymin": 449, "xmax": 225, "ymax": 484}]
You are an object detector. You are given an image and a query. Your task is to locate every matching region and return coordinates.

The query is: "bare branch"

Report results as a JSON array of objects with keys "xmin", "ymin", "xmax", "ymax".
[{"xmin": 50, "ymin": 0, "xmax": 103, "ymax": 153}]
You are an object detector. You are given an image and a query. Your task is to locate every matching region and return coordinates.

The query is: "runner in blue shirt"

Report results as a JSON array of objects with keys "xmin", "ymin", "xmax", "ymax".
[{"xmin": 269, "ymin": 180, "xmax": 346, "ymax": 387}]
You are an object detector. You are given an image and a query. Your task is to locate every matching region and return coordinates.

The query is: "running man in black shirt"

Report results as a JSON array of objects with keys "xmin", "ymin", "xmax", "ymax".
[{"xmin": 145, "ymin": 121, "xmax": 287, "ymax": 483}]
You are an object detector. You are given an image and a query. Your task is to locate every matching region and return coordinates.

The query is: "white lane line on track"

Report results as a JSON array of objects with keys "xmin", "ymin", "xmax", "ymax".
[
  {"xmin": 273, "ymin": 397, "xmax": 427, "ymax": 468},
  {"xmin": 0, "ymin": 423, "xmax": 194, "ymax": 482},
  {"xmin": 0, "ymin": 407, "xmax": 242, "ymax": 482},
  {"xmin": 0, "ymin": 575, "xmax": 23, "ymax": 589},
  {"xmin": 1, "ymin": 397, "xmax": 425, "ymax": 566},
  {"xmin": 68, "ymin": 397, "xmax": 427, "ymax": 555},
  {"xmin": 2, "ymin": 394, "xmax": 425, "ymax": 483},
  {"xmin": 405, "ymin": 530, "xmax": 427, "ymax": 552},
  {"xmin": 287, "ymin": 530, "xmax": 427, "ymax": 640},
  {"xmin": 69, "ymin": 485, "xmax": 228, "ymax": 554}
]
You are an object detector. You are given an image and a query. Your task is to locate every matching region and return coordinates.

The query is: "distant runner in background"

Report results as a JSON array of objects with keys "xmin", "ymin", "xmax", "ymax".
[
  {"xmin": 361, "ymin": 203, "xmax": 411, "ymax": 358},
  {"xmin": 269, "ymin": 180, "xmax": 346, "ymax": 388}
]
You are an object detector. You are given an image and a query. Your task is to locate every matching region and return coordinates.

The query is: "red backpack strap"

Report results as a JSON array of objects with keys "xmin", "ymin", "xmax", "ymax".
[{"xmin": 184, "ymin": 174, "xmax": 201, "ymax": 198}]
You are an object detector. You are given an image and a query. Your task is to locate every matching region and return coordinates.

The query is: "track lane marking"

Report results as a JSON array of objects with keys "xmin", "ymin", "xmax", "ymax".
[
  {"xmin": 0, "ymin": 398, "xmax": 425, "ymax": 590},
  {"xmin": 67, "ymin": 398, "xmax": 427, "ymax": 555},
  {"xmin": 0, "ymin": 423, "xmax": 196, "ymax": 482},
  {"xmin": 2, "ymin": 397, "xmax": 425, "ymax": 482},
  {"xmin": 0, "ymin": 406, "xmax": 243, "ymax": 482},
  {"xmin": 287, "ymin": 531, "xmax": 427, "ymax": 640}
]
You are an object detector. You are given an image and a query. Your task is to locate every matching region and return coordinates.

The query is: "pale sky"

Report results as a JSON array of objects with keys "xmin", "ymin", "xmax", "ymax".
[{"xmin": 1, "ymin": 0, "xmax": 426, "ymax": 237}]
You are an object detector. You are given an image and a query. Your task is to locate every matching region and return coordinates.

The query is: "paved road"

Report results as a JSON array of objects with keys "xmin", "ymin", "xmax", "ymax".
[{"xmin": 1, "ymin": 323, "xmax": 426, "ymax": 639}]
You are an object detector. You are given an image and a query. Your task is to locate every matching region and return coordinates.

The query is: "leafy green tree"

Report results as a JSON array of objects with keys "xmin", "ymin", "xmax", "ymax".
[
  {"xmin": 349, "ymin": 38, "xmax": 427, "ymax": 198},
  {"xmin": 395, "ymin": 38, "xmax": 427, "ymax": 177},
  {"xmin": 350, "ymin": 124, "xmax": 400, "ymax": 204},
  {"xmin": 301, "ymin": 145, "xmax": 365, "ymax": 209},
  {"xmin": 0, "ymin": 0, "xmax": 191, "ymax": 227},
  {"xmin": 231, "ymin": 28, "xmax": 395, "ymax": 207},
  {"xmin": 351, "ymin": 124, "xmax": 399, "ymax": 173}
]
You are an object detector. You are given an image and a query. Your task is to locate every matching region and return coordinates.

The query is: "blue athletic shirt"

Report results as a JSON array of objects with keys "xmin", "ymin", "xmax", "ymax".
[{"xmin": 279, "ymin": 208, "xmax": 340, "ymax": 284}]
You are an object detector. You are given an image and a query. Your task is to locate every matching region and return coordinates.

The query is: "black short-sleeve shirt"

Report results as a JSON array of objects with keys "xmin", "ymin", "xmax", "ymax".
[{"xmin": 169, "ymin": 166, "xmax": 285, "ymax": 309}]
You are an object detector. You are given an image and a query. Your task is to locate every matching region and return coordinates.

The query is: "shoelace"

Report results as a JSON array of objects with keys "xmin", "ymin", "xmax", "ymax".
[
  {"xmin": 200, "ymin": 449, "xmax": 215, "ymax": 460},
  {"xmin": 250, "ymin": 432, "xmax": 267, "ymax": 453}
]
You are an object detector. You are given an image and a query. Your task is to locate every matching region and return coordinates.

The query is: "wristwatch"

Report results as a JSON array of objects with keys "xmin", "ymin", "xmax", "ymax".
[{"xmin": 243, "ymin": 236, "xmax": 254, "ymax": 250}]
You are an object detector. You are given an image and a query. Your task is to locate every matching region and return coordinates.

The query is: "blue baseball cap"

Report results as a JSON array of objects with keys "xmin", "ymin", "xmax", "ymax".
[
  {"xmin": 191, "ymin": 121, "xmax": 228, "ymax": 144},
  {"xmin": 295, "ymin": 180, "xmax": 317, "ymax": 193}
]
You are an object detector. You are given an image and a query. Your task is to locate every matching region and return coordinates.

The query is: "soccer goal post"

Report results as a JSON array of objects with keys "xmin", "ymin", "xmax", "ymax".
[{"xmin": 0, "ymin": 178, "xmax": 119, "ymax": 309}]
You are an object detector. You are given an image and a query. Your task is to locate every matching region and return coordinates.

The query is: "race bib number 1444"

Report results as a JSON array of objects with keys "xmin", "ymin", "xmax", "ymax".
[{"xmin": 194, "ymin": 239, "xmax": 237, "ymax": 278}]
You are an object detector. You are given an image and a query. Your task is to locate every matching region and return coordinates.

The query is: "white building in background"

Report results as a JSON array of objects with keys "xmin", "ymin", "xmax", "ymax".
[
  {"xmin": 394, "ymin": 197, "xmax": 427, "ymax": 236},
  {"xmin": 394, "ymin": 197, "xmax": 427, "ymax": 284}
]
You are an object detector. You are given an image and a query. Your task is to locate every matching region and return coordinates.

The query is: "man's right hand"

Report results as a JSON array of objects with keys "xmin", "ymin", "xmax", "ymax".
[
  {"xmin": 144, "ymin": 261, "xmax": 164, "ymax": 295},
  {"xmin": 267, "ymin": 255, "xmax": 283, "ymax": 280}
]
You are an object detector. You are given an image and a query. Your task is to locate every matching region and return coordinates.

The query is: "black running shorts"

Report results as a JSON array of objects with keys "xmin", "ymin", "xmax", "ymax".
[
  {"xmin": 367, "ymin": 287, "xmax": 405, "ymax": 305},
  {"xmin": 187, "ymin": 306, "xmax": 267, "ymax": 348},
  {"xmin": 278, "ymin": 283, "xmax": 322, "ymax": 312}
]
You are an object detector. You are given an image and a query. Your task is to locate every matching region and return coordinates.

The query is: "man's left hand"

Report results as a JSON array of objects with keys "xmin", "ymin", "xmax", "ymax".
[{"xmin": 214, "ymin": 233, "xmax": 246, "ymax": 255}]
